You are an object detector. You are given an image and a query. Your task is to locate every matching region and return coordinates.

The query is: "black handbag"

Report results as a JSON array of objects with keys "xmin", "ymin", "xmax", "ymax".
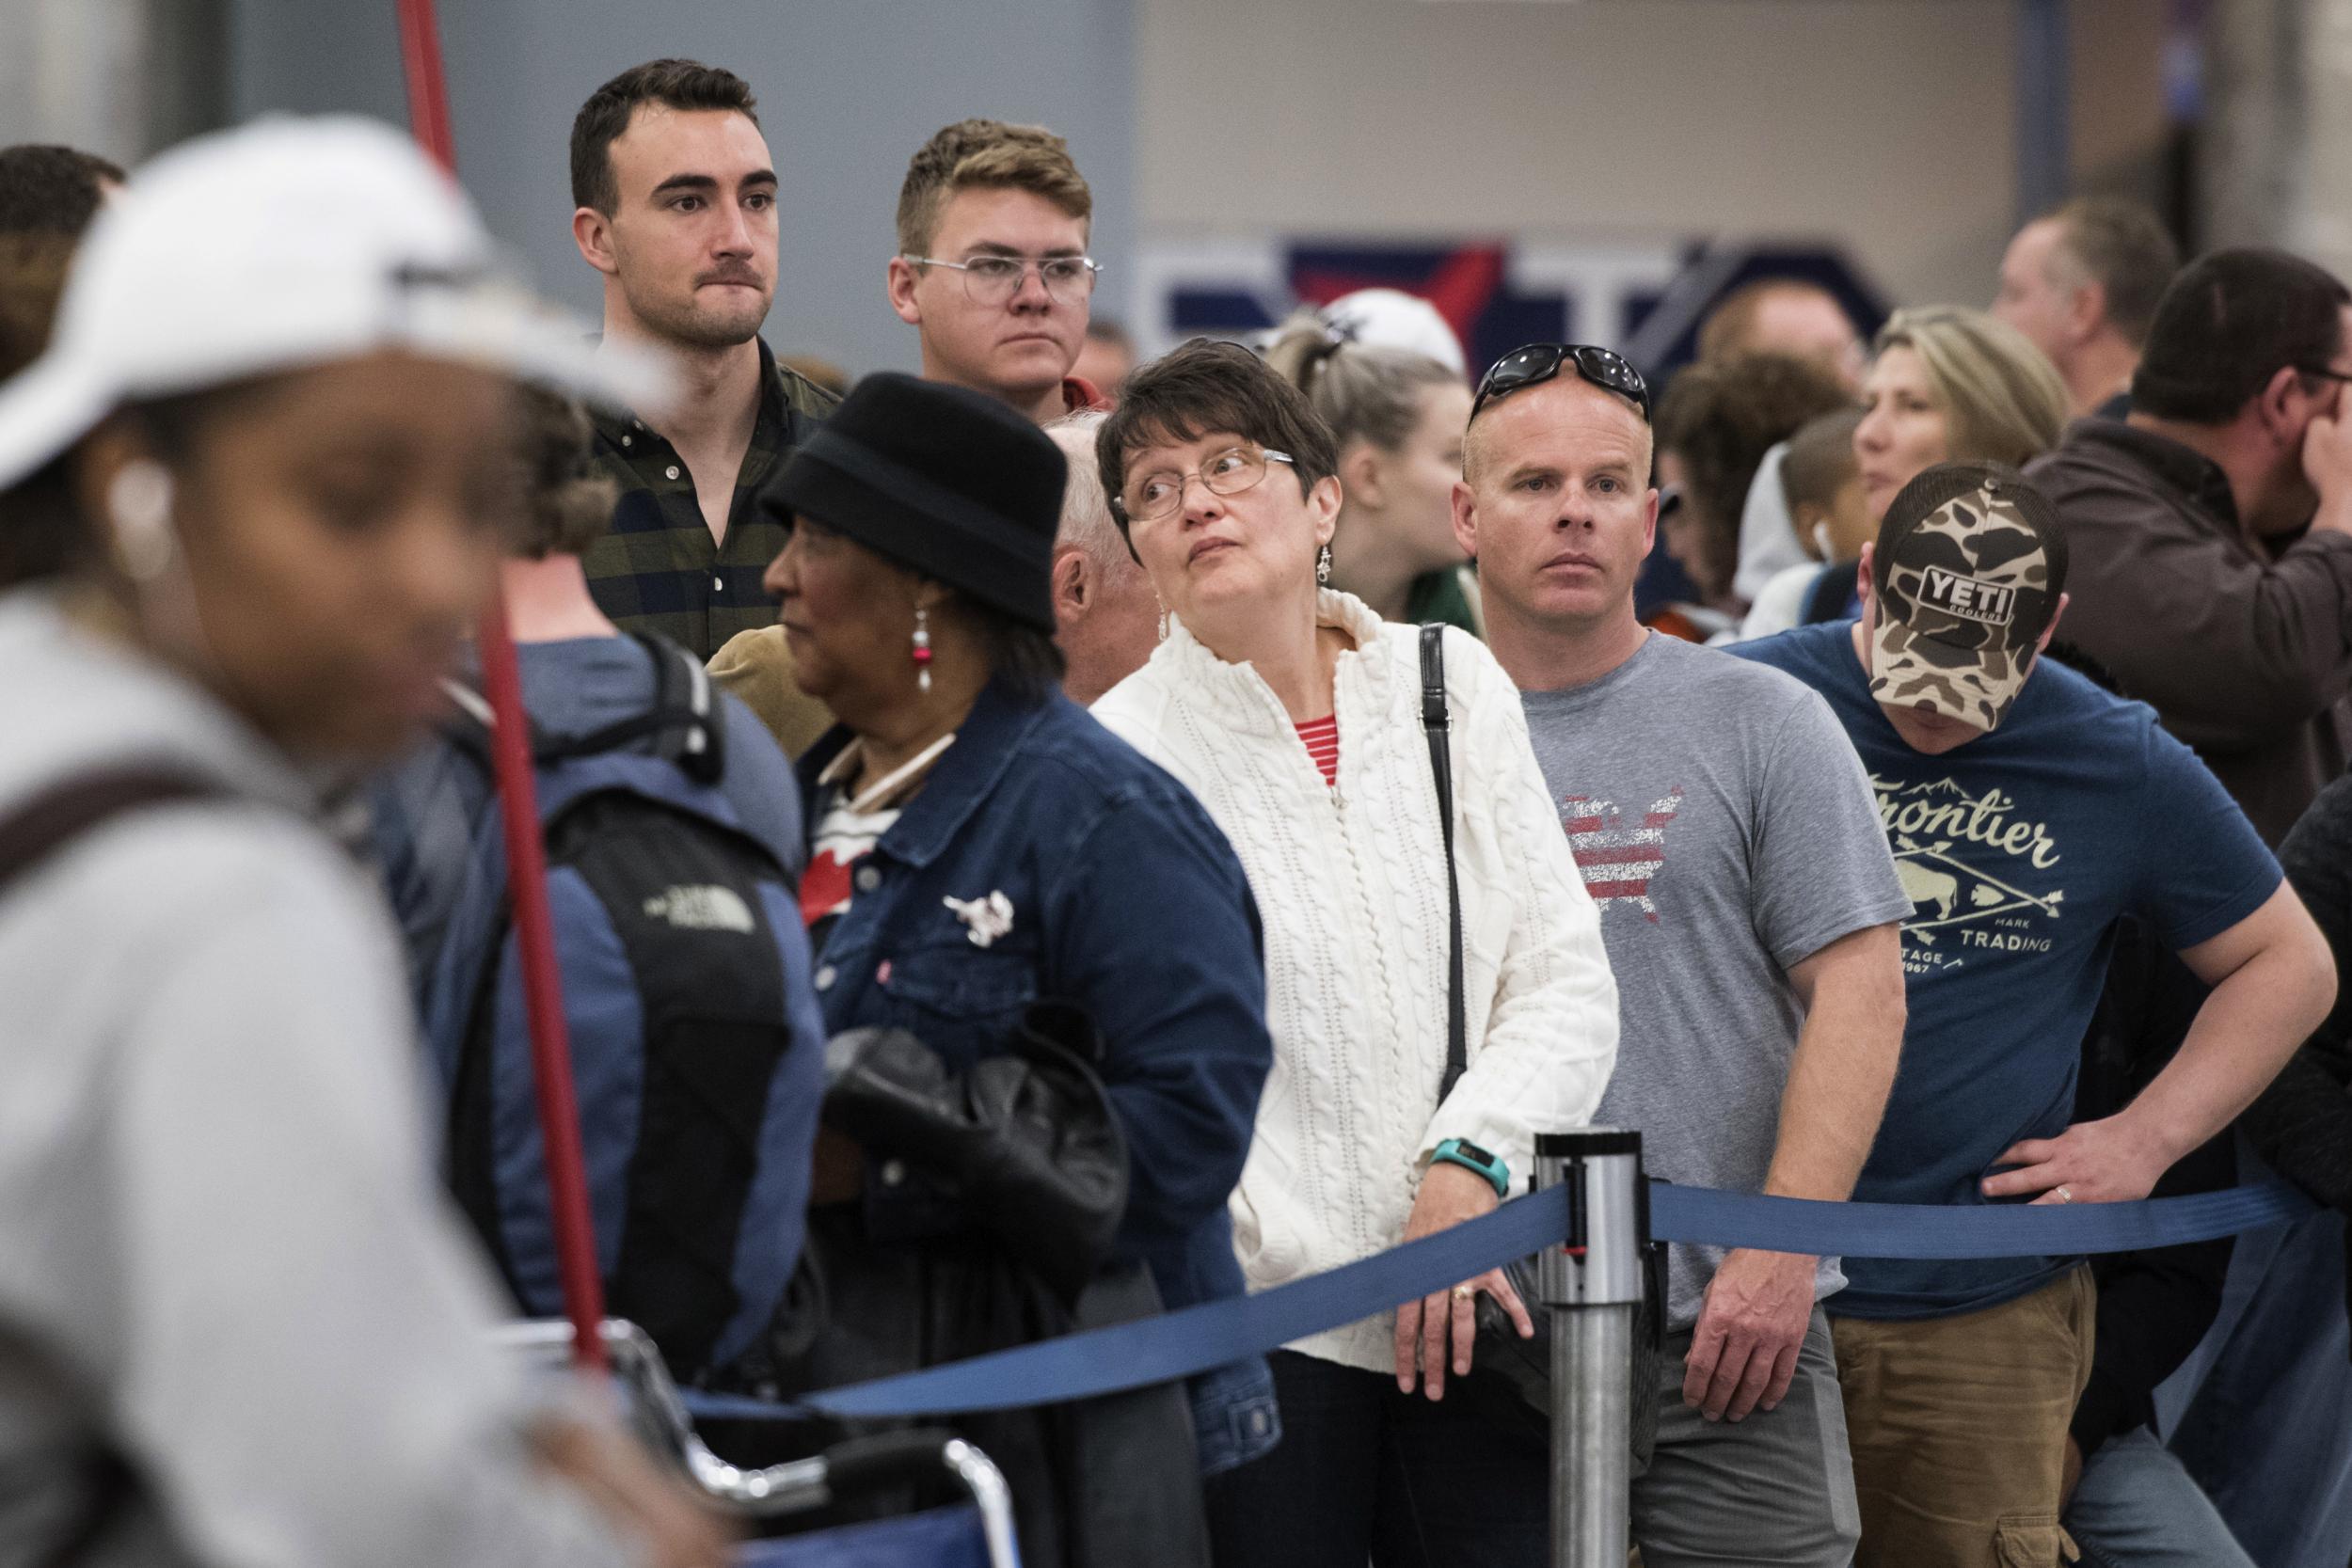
[
  {"xmin": 820, "ymin": 1001, "xmax": 1128, "ymax": 1300},
  {"xmin": 778, "ymin": 1003, "xmax": 1210, "ymax": 1567},
  {"xmin": 1415, "ymin": 624, "xmax": 1664, "ymax": 1473}
]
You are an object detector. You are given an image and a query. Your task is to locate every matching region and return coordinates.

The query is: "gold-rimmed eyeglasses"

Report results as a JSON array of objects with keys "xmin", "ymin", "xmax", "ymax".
[
  {"xmin": 901, "ymin": 252, "xmax": 1102, "ymax": 307},
  {"xmin": 1116, "ymin": 446, "xmax": 1295, "ymax": 525}
]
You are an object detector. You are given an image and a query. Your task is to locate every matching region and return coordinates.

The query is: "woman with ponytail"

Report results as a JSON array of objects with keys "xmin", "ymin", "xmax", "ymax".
[{"xmin": 1265, "ymin": 312, "xmax": 1480, "ymax": 632}]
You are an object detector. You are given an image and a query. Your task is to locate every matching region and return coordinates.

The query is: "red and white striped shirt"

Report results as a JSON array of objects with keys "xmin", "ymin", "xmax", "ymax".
[
  {"xmin": 800, "ymin": 734, "xmax": 954, "ymax": 940},
  {"xmin": 1295, "ymin": 714, "xmax": 1340, "ymax": 785}
]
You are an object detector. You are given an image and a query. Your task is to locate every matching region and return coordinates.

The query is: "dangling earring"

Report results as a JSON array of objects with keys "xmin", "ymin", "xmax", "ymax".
[
  {"xmin": 911, "ymin": 603, "xmax": 933, "ymax": 693},
  {"xmin": 108, "ymin": 460, "xmax": 177, "ymax": 583},
  {"xmin": 1155, "ymin": 594, "xmax": 1170, "ymax": 642},
  {"xmin": 1316, "ymin": 544, "xmax": 1332, "ymax": 587}
]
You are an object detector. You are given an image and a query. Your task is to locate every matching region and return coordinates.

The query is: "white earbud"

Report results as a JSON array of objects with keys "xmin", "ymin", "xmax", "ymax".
[
  {"xmin": 1811, "ymin": 520, "xmax": 1836, "ymax": 562},
  {"xmin": 106, "ymin": 460, "xmax": 177, "ymax": 582}
]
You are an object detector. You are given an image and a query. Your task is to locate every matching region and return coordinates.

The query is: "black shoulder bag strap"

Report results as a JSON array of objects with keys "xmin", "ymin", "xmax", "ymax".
[
  {"xmin": 1420, "ymin": 624, "xmax": 1470, "ymax": 1100},
  {"xmin": 1418, "ymin": 631, "xmax": 1668, "ymax": 1460},
  {"xmin": 0, "ymin": 764, "xmax": 221, "ymax": 1567},
  {"xmin": 0, "ymin": 767, "xmax": 223, "ymax": 899}
]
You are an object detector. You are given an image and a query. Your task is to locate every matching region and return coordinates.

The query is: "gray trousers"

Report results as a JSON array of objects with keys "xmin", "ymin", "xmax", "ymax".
[{"xmin": 1630, "ymin": 1307, "xmax": 1860, "ymax": 1568}]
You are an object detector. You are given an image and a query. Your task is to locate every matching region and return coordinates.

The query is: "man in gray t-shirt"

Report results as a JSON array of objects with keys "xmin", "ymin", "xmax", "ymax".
[
  {"xmin": 1519, "ymin": 633, "xmax": 1909, "ymax": 1325},
  {"xmin": 1454, "ymin": 354, "xmax": 1908, "ymax": 1568}
]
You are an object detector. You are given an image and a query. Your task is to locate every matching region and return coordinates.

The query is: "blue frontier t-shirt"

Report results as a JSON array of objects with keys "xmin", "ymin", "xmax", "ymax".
[{"xmin": 1730, "ymin": 622, "xmax": 2281, "ymax": 1320}]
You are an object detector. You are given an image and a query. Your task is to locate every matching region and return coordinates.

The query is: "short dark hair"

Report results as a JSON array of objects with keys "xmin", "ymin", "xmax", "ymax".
[
  {"xmin": 1096, "ymin": 338, "xmax": 1339, "ymax": 540},
  {"xmin": 0, "ymin": 144, "xmax": 125, "ymax": 238},
  {"xmin": 1780, "ymin": 407, "xmax": 1865, "ymax": 516},
  {"xmin": 1656, "ymin": 351, "xmax": 1852, "ymax": 598},
  {"xmin": 569, "ymin": 59, "xmax": 759, "ymax": 214},
  {"xmin": 2046, "ymin": 196, "xmax": 2178, "ymax": 348},
  {"xmin": 2132, "ymin": 248, "xmax": 2352, "ymax": 424},
  {"xmin": 509, "ymin": 387, "xmax": 617, "ymax": 559}
]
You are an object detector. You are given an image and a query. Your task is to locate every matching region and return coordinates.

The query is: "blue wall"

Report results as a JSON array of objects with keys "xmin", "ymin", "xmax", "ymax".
[{"xmin": 230, "ymin": 0, "xmax": 1136, "ymax": 377}]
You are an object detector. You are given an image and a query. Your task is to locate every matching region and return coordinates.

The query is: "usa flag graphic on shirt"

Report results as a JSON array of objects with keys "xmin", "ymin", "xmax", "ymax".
[{"xmin": 1561, "ymin": 788, "xmax": 1686, "ymax": 922}]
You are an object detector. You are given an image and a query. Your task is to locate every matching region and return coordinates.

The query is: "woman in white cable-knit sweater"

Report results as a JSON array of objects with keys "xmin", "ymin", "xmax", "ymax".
[{"xmin": 1089, "ymin": 341, "xmax": 1619, "ymax": 1568}]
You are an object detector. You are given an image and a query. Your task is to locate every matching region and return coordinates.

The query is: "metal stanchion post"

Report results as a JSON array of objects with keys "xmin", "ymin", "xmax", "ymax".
[{"xmin": 1534, "ymin": 1129, "xmax": 1646, "ymax": 1568}]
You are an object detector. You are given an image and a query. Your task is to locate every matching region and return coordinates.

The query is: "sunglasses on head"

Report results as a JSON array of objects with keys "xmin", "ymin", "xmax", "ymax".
[{"xmin": 1470, "ymin": 343, "xmax": 1652, "ymax": 423}]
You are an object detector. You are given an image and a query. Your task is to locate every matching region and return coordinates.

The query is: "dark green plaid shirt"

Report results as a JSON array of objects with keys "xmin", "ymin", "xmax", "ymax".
[{"xmin": 581, "ymin": 340, "xmax": 840, "ymax": 660}]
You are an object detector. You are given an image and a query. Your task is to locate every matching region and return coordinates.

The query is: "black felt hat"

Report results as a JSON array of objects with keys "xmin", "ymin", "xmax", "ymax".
[{"xmin": 768, "ymin": 372, "xmax": 1066, "ymax": 632}]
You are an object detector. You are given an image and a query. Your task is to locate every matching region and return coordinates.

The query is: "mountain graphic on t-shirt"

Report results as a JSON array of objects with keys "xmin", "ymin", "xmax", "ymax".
[{"xmin": 1560, "ymin": 788, "xmax": 1686, "ymax": 923}]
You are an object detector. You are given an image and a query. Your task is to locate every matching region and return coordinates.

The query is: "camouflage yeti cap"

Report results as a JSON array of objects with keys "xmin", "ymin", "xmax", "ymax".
[{"xmin": 1868, "ymin": 462, "xmax": 2067, "ymax": 731}]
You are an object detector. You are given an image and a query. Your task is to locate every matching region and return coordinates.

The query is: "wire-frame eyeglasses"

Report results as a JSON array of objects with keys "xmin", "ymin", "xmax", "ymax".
[{"xmin": 902, "ymin": 252, "xmax": 1102, "ymax": 307}]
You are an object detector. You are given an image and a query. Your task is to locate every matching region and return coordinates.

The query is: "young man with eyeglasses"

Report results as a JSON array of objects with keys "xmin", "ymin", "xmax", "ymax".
[
  {"xmin": 566, "ymin": 58, "xmax": 838, "ymax": 664},
  {"xmin": 1454, "ymin": 343, "xmax": 1910, "ymax": 1568},
  {"xmin": 2026, "ymin": 248, "xmax": 2352, "ymax": 845},
  {"xmin": 888, "ymin": 119, "xmax": 1107, "ymax": 425}
]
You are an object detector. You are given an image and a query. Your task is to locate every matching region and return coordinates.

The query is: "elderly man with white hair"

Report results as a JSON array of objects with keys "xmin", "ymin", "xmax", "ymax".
[{"xmin": 1047, "ymin": 409, "xmax": 1162, "ymax": 703}]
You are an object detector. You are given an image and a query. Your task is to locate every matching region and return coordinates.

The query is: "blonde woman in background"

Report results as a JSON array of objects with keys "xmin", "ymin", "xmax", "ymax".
[
  {"xmin": 1264, "ymin": 314, "xmax": 1482, "ymax": 632},
  {"xmin": 1790, "ymin": 305, "xmax": 2068, "ymax": 626},
  {"xmin": 1854, "ymin": 305, "xmax": 2069, "ymax": 523}
]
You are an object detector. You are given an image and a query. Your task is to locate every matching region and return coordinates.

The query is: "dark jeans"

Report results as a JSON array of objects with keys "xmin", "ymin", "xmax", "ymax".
[{"xmin": 1205, "ymin": 1350, "xmax": 1548, "ymax": 1568}]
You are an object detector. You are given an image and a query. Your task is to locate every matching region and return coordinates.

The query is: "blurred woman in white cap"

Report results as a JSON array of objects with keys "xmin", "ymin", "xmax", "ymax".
[{"xmin": 0, "ymin": 117, "xmax": 723, "ymax": 1568}]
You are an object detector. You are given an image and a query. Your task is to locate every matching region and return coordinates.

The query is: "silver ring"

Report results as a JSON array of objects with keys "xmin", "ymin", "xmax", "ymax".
[{"xmin": 2051, "ymin": 1185, "xmax": 2074, "ymax": 1205}]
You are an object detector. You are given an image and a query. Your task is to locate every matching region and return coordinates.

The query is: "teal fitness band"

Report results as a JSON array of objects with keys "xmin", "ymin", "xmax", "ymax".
[{"xmin": 1431, "ymin": 1137, "xmax": 1509, "ymax": 1198}]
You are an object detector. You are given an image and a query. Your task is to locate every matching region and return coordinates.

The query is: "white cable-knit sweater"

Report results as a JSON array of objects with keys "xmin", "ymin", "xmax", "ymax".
[{"xmin": 1093, "ymin": 591, "xmax": 1619, "ymax": 1372}]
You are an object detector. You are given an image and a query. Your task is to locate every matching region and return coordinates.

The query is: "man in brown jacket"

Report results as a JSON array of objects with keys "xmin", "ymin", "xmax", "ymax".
[{"xmin": 2026, "ymin": 248, "xmax": 2352, "ymax": 844}]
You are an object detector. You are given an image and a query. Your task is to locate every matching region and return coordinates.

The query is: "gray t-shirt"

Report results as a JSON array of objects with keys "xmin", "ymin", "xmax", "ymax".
[{"xmin": 1519, "ymin": 632, "xmax": 1909, "ymax": 1326}]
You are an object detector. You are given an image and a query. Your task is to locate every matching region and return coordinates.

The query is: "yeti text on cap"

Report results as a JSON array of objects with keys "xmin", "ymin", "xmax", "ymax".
[{"xmin": 1917, "ymin": 566, "xmax": 2016, "ymax": 627}]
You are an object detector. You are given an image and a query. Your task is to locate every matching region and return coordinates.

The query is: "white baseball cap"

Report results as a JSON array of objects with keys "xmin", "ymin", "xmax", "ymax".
[
  {"xmin": 0, "ymin": 115, "xmax": 664, "ymax": 491},
  {"xmin": 1319, "ymin": 287, "xmax": 1469, "ymax": 376}
]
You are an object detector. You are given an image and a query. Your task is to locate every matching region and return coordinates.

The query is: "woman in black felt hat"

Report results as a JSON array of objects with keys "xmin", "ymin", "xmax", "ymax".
[{"xmin": 757, "ymin": 372, "xmax": 1276, "ymax": 1567}]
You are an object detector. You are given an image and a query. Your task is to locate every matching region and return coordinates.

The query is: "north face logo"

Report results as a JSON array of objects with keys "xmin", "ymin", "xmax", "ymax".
[
  {"xmin": 643, "ymin": 884, "xmax": 755, "ymax": 933},
  {"xmin": 1920, "ymin": 566, "xmax": 2015, "ymax": 626}
]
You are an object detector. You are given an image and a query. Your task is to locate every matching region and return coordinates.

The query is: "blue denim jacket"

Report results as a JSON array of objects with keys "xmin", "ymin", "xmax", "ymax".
[{"xmin": 800, "ymin": 678, "xmax": 1279, "ymax": 1474}]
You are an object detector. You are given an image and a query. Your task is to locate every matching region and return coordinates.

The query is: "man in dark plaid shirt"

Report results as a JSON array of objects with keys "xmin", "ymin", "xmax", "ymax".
[
  {"xmin": 568, "ymin": 59, "xmax": 839, "ymax": 661},
  {"xmin": 582, "ymin": 341, "xmax": 835, "ymax": 659}
]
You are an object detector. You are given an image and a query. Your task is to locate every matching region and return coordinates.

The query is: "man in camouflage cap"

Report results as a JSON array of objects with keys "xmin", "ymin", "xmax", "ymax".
[
  {"xmin": 1865, "ymin": 463, "xmax": 2067, "ymax": 738},
  {"xmin": 1731, "ymin": 462, "xmax": 2330, "ymax": 1567}
]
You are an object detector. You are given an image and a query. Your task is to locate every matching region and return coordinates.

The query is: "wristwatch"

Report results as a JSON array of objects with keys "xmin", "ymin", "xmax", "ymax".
[{"xmin": 1430, "ymin": 1137, "xmax": 1510, "ymax": 1198}]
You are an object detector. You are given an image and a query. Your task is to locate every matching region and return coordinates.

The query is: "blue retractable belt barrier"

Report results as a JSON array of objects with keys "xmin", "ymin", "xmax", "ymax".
[
  {"xmin": 684, "ymin": 1179, "xmax": 2315, "ymax": 1422},
  {"xmin": 1649, "ymin": 1178, "xmax": 2311, "ymax": 1259}
]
